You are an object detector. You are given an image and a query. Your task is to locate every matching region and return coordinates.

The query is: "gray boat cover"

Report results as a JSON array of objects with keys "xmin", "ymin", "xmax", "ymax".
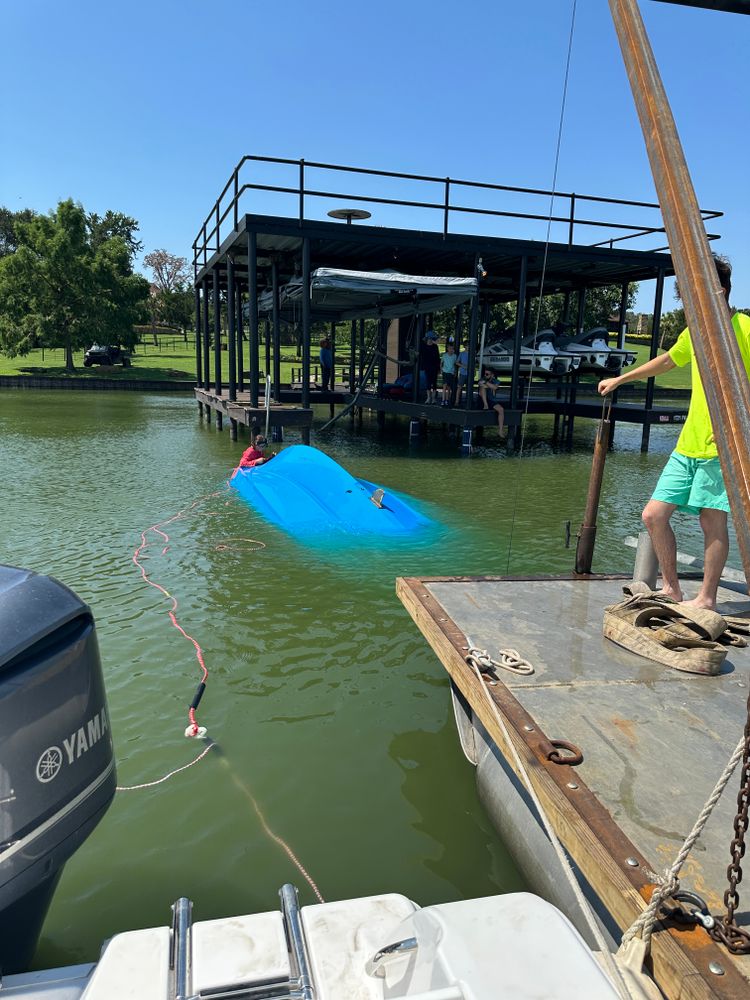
[{"xmin": 258, "ymin": 268, "xmax": 477, "ymax": 320}]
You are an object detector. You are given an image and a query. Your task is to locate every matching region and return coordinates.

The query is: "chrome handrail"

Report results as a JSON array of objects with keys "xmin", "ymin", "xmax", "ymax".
[
  {"xmin": 279, "ymin": 884, "xmax": 315, "ymax": 1000},
  {"xmin": 170, "ymin": 897, "xmax": 194, "ymax": 1000},
  {"xmin": 365, "ymin": 936, "xmax": 418, "ymax": 978}
]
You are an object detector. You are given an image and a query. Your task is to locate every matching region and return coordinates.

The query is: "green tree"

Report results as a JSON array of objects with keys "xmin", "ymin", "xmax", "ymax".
[
  {"xmin": 0, "ymin": 207, "xmax": 37, "ymax": 257},
  {"xmin": 86, "ymin": 210, "xmax": 143, "ymax": 263},
  {"xmin": 0, "ymin": 199, "xmax": 149, "ymax": 370},
  {"xmin": 658, "ymin": 309, "xmax": 686, "ymax": 350}
]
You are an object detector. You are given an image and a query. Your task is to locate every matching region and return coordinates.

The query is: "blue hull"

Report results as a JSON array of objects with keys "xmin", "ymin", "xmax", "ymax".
[{"xmin": 230, "ymin": 446, "xmax": 432, "ymax": 539}]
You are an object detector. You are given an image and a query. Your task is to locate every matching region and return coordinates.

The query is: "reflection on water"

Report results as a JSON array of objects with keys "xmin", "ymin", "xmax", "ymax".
[{"xmin": 0, "ymin": 391, "xmax": 736, "ymax": 965}]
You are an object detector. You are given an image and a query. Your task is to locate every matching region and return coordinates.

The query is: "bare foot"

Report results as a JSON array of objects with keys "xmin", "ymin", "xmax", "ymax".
[
  {"xmin": 682, "ymin": 595, "xmax": 717, "ymax": 612},
  {"xmin": 655, "ymin": 586, "xmax": 683, "ymax": 603}
]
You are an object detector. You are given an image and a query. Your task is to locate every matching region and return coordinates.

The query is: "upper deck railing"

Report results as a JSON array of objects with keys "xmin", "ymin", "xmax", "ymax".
[{"xmin": 192, "ymin": 155, "xmax": 721, "ymax": 273}]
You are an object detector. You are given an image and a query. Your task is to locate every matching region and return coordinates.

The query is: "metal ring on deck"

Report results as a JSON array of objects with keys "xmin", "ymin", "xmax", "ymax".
[{"xmin": 546, "ymin": 740, "xmax": 583, "ymax": 767}]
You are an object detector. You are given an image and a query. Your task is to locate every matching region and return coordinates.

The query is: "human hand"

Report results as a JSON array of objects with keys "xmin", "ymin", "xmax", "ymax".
[{"xmin": 598, "ymin": 377, "xmax": 619, "ymax": 396}]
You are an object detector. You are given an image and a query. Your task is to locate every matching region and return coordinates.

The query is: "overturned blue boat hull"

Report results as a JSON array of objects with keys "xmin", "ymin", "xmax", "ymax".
[{"xmin": 231, "ymin": 445, "xmax": 432, "ymax": 538}]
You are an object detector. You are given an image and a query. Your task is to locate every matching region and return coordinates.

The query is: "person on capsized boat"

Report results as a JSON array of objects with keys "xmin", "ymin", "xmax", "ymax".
[
  {"xmin": 239, "ymin": 434, "xmax": 275, "ymax": 468},
  {"xmin": 598, "ymin": 255, "xmax": 750, "ymax": 611}
]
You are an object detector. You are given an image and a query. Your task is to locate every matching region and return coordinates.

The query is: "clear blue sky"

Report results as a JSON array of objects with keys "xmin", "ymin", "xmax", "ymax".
[{"xmin": 2, "ymin": 0, "xmax": 748, "ymax": 314}]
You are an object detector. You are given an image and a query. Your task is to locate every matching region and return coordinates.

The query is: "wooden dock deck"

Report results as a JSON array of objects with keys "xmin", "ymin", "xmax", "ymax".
[{"xmin": 397, "ymin": 573, "xmax": 750, "ymax": 998}]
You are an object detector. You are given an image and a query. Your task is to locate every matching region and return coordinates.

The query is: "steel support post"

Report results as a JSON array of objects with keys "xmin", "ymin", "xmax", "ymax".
[
  {"xmin": 247, "ymin": 230, "xmax": 259, "ymax": 408},
  {"xmin": 265, "ymin": 318, "xmax": 271, "ymax": 385},
  {"xmin": 194, "ymin": 286, "xmax": 202, "ymax": 387},
  {"xmin": 330, "ymin": 320, "xmax": 336, "ymax": 393},
  {"xmin": 464, "ymin": 294, "xmax": 479, "ymax": 412},
  {"xmin": 349, "ymin": 320, "xmax": 356, "ymax": 391},
  {"xmin": 576, "ymin": 287, "xmax": 587, "ymax": 336},
  {"xmin": 201, "ymin": 278, "xmax": 210, "ymax": 391},
  {"xmin": 236, "ymin": 284, "xmax": 244, "ymax": 392},
  {"xmin": 610, "ymin": 0, "xmax": 750, "ymax": 581},
  {"xmin": 213, "ymin": 268, "xmax": 221, "ymax": 397},
  {"xmin": 510, "ymin": 257, "xmax": 529, "ymax": 411},
  {"xmin": 301, "ymin": 238, "xmax": 311, "ymax": 412},
  {"xmin": 641, "ymin": 268, "xmax": 665, "ymax": 453},
  {"xmin": 617, "ymin": 282, "xmax": 629, "ymax": 350},
  {"xmin": 227, "ymin": 256, "xmax": 237, "ymax": 402},
  {"xmin": 413, "ymin": 315, "xmax": 423, "ymax": 404},
  {"xmin": 272, "ymin": 260, "xmax": 281, "ymax": 402}
]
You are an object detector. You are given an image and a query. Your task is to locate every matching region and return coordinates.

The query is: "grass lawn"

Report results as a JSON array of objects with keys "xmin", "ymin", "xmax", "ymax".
[{"xmin": 0, "ymin": 339, "xmax": 693, "ymax": 391}]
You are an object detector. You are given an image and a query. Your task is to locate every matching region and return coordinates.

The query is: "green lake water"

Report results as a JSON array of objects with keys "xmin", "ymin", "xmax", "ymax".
[{"xmin": 0, "ymin": 390, "xmax": 733, "ymax": 968}]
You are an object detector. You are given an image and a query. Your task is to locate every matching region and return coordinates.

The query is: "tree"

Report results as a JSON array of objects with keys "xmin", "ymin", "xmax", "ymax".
[
  {"xmin": 0, "ymin": 199, "xmax": 150, "ymax": 370},
  {"xmin": 658, "ymin": 308, "xmax": 686, "ymax": 350},
  {"xmin": 144, "ymin": 249, "xmax": 191, "ymax": 293},
  {"xmin": 0, "ymin": 207, "xmax": 37, "ymax": 257},
  {"xmin": 144, "ymin": 249, "xmax": 193, "ymax": 341},
  {"xmin": 87, "ymin": 210, "xmax": 143, "ymax": 263}
]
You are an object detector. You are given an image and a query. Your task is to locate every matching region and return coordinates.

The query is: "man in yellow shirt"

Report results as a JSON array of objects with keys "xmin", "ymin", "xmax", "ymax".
[{"xmin": 599, "ymin": 256, "xmax": 750, "ymax": 610}]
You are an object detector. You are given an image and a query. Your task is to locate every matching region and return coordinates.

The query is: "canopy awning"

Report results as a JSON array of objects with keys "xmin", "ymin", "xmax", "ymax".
[{"xmin": 258, "ymin": 268, "xmax": 478, "ymax": 321}]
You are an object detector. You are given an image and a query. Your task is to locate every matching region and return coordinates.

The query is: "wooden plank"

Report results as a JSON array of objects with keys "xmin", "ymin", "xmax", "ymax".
[{"xmin": 396, "ymin": 575, "xmax": 749, "ymax": 1000}]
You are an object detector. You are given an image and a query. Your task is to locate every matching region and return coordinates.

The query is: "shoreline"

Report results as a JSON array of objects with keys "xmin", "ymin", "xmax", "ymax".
[{"xmin": 0, "ymin": 374, "xmax": 195, "ymax": 392}]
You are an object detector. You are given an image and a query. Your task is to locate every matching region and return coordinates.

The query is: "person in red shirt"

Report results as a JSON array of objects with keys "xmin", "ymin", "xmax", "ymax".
[{"xmin": 238, "ymin": 434, "xmax": 275, "ymax": 468}]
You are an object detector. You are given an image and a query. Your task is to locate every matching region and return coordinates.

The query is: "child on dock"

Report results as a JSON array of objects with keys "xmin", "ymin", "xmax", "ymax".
[
  {"xmin": 478, "ymin": 368, "xmax": 506, "ymax": 436},
  {"xmin": 441, "ymin": 341, "xmax": 457, "ymax": 406}
]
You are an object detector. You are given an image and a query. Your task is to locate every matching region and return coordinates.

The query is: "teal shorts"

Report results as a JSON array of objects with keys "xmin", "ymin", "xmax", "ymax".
[{"xmin": 651, "ymin": 451, "xmax": 729, "ymax": 515}]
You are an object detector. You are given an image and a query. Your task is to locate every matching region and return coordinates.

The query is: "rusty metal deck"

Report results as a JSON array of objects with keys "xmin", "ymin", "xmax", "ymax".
[{"xmin": 397, "ymin": 574, "xmax": 750, "ymax": 995}]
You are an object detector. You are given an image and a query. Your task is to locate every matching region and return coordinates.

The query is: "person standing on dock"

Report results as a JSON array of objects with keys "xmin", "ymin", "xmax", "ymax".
[
  {"xmin": 598, "ymin": 255, "xmax": 750, "ymax": 610},
  {"xmin": 238, "ymin": 434, "xmax": 275, "ymax": 468},
  {"xmin": 455, "ymin": 342, "xmax": 471, "ymax": 406},
  {"xmin": 441, "ymin": 340, "xmax": 457, "ymax": 406},
  {"xmin": 419, "ymin": 329, "xmax": 441, "ymax": 404},
  {"xmin": 319, "ymin": 337, "xmax": 332, "ymax": 391}
]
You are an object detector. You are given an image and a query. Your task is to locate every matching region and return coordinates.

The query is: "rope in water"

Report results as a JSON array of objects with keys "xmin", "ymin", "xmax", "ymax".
[{"xmin": 119, "ymin": 488, "xmax": 325, "ymax": 901}]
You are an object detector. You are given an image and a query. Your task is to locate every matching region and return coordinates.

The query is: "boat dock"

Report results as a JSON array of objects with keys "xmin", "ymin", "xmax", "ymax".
[
  {"xmin": 397, "ymin": 572, "xmax": 750, "ymax": 998},
  {"xmin": 189, "ymin": 156, "xmax": 722, "ymax": 453}
]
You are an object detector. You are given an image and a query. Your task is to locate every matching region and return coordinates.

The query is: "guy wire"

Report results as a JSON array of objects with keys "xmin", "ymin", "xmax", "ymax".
[{"xmin": 505, "ymin": 0, "xmax": 578, "ymax": 574}]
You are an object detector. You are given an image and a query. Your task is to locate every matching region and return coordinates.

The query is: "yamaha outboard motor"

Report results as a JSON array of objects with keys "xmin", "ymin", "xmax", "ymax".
[{"xmin": 0, "ymin": 565, "xmax": 116, "ymax": 973}]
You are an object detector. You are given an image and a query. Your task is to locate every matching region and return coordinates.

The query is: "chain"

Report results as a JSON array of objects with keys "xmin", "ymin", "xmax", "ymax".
[{"xmin": 710, "ymin": 689, "xmax": 750, "ymax": 954}]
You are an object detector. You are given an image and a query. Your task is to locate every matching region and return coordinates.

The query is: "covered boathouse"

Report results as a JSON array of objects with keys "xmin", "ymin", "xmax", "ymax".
[{"xmin": 191, "ymin": 156, "xmax": 722, "ymax": 452}]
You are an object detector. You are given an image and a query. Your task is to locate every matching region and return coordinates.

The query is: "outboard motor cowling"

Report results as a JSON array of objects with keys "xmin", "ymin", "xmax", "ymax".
[{"xmin": 0, "ymin": 565, "xmax": 116, "ymax": 973}]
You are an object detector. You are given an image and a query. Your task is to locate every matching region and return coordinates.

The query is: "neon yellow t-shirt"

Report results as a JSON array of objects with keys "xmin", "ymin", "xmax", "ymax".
[{"xmin": 668, "ymin": 311, "xmax": 750, "ymax": 459}]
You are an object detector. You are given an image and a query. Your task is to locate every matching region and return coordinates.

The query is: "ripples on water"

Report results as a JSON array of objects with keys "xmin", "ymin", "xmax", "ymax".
[{"xmin": 0, "ymin": 391, "xmax": 735, "ymax": 966}]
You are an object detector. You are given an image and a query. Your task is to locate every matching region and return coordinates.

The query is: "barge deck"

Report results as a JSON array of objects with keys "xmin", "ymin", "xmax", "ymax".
[{"xmin": 397, "ymin": 573, "xmax": 750, "ymax": 998}]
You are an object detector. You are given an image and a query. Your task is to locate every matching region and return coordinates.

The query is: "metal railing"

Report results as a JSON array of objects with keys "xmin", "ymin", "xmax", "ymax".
[{"xmin": 192, "ymin": 155, "xmax": 722, "ymax": 271}]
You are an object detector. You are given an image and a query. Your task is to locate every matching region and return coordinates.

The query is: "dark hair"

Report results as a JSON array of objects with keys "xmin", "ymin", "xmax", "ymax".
[
  {"xmin": 675, "ymin": 253, "xmax": 731, "ymax": 301},
  {"xmin": 714, "ymin": 254, "xmax": 732, "ymax": 296},
  {"xmin": 253, "ymin": 434, "xmax": 267, "ymax": 446}
]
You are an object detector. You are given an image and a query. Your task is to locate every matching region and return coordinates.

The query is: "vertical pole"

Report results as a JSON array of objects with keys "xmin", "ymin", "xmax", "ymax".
[
  {"xmin": 194, "ymin": 286, "xmax": 202, "ymax": 388},
  {"xmin": 213, "ymin": 268, "xmax": 221, "ymax": 397},
  {"xmin": 377, "ymin": 318, "xmax": 387, "ymax": 427},
  {"xmin": 265, "ymin": 318, "xmax": 271, "ymax": 385},
  {"xmin": 359, "ymin": 318, "xmax": 365, "ymax": 385},
  {"xmin": 641, "ymin": 268, "xmax": 665, "ymax": 453},
  {"xmin": 617, "ymin": 282, "xmax": 629, "ymax": 350},
  {"xmin": 413, "ymin": 315, "xmax": 423, "ymax": 404},
  {"xmin": 349, "ymin": 320, "xmax": 356, "ymax": 392},
  {"xmin": 236, "ymin": 283, "xmax": 244, "ymax": 393},
  {"xmin": 576, "ymin": 287, "xmax": 587, "ymax": 336},
  {"xmin": 301, "ymin": 238, "xmax": 311, "ymax": 443},
  {"xmin": 227, "ymin": 256, "xmax": 237, "ymax": 403},
  {"xmin": 510, "ymin": 257, "xmax": 529, "ymax": 412},
  {"xmin": 272, "ymin": 260, "xmax": 281, "ymax": 403},
  {"xmin": 330, "ymin": 320, "xmax": 336, "ymax": 392},
  {"xmin": 201, "ymin": 278, "xmax": 210, "ymax": 423},
  {"xmin": 610, "ymin": 0, "xmax": 750, "ymax": 584},
  {"xmin": 247, "ymin": 230, "xmax": 259, "ymax": 408},
  {"xmin": 464, "ymin": 294, "xmax": 479, "ymax": 413}
]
